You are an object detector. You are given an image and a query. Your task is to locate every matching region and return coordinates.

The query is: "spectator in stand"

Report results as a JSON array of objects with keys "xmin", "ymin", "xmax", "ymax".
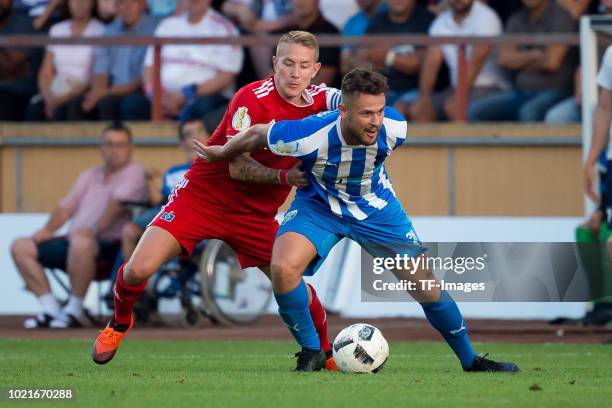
[
  {"xmin": 26, "ymin": 0, "xmax": 105, "ymax": 121},
  {"xmin": 10, "ymin": 123, "xmax": 149, "ymax": 329},
  {"xmin": 283, "ymin": 0, "xmax": 339, "ymax": 86},
  {"xmin": 79, "ymin": 0, "xmax": 158, "ymax": 121},
  {"xmin": 97, "ymin": 0, "xmax": 118, "ymax": 23},
  {"xmin": 222, "ymin": 0, "xmax": 293, "ymax": 32},
  {"xmin": 359, "ymin": 0, "xmax": 434, "ymax": 106},
  {"xmin": 222, "ymin": 0, "xmax": 294, "ymax": 81},
  {"xmin": 31, "ymin": 0, "xmax": 68, "ymax": 31},
  {"xmin": 340, "ymin": 0, "xmax": 387, "ymax": 75},
  {"xmin": 408, "ymin": 0, "xmax": 508, "ymax": 121},
  {"xmin": 481, "ymin": 0, "xmax": 522, "ymax": 23},
  {"xmin": 423, "ymin": 0, "xmax": 448, "ymax": 15},
  {"xmin": 469, "ymin": 0, "xmax": 577, "ymax": 122},
  {"xmin": 0, "ymin": 0, "xmax": 42, "ymax": 120},
  {"xmin": 545, "ymin": 0, "xmax": 612, "ymax": 123},
  {"xmin": 319, "ymin": 0, "xmax": 358, "ymax": 31},
  {"xmin": 557, "ymin": 0, "xmax": 598, "ymax": 19},
  {"xmin": 142, "ymin": 0, "xmax": 243, "ymax": 121},
  {"xmin": 147, "ymin": 0, "xmax": 188, "ymax": 17}
]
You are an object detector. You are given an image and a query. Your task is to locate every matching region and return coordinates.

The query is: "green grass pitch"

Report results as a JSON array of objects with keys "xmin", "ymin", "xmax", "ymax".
[{"xmin": 2, "ymin": 339, "xmax": 611, "ymax": 407}]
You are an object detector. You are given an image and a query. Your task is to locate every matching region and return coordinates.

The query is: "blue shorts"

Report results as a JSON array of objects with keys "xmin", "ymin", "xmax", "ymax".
[{"xmin": 277, "ymin": 198, "xmax": 426, "ymax": 275}]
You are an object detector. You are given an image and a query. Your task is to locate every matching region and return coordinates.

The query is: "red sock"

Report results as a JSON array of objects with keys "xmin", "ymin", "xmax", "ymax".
[
  {"xmin": 113, "ymin": 264, "xmax": 147, "ymax": 325},
  {"xmin": 307, "ymin": 283, "xmax": 331, "ymax": 353}
]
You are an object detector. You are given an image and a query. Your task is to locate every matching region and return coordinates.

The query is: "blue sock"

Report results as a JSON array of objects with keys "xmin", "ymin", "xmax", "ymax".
[
  {"xmin": 420, "ymin": 290, "xmax": 477, "ymax": 369},
  {"xmin": 274, "ymin": 280, "xmax": 320, "ymax": 351}
]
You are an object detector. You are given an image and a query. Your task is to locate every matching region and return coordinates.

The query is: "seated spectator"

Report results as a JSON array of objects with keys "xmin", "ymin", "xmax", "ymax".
[
  {"xmin": 13, "ymin": 0, "xmax": 51, "ymax": 18},
  {"xmin": 26, "ymin": 0, "xmax": 105, "ymax": 121},
  {"xmin": 359, "ymin": 0, "xmax": 434, "ymax": 106},
  {"xmin": 544, "ymin": 66, "xmax": 582, "ymax": 124},
  {"xmin": 557, "ymin": 0, "xmax": 597, "ymax": 19},
  {"xmin": 222, "ymin": 0, "xmax": 294, "ymax": 80},
  {"xmin": 13, "ymin": 0, "xmax": 64, "ymax": 30},
  {"xmin": 79, "ymin": 0, "xmax": 158, "ymax": 121},
  {"xmin": 98, "ymin": 0, "xmax": 118, "ymax": 24},
  {"xmin": 222, "ymin": 0, "xmax": 293, "ymax": 32},
  {"xmin": 425, "ymin": 1, "xmax": 523, "ymax": 24},
  {"xmin": 147, "ymin": 0, "xmax": 187, "ymax": 17},
  {"xmin": 340, "ymin": 0, "xmax": 386, "ymax": 75},
  {"xmin": 319, "ymin": 0, "xmax": 358, "ymax": 31},
  {"xmin": 142, "ymin": 0, "xmax": 244, "ymax": 121},
  {"xmin": 469, "ymin": 0, "xmax": 576, "ymax": 122},
  {"xmin": 31, "ymin": 0, "xmax": 69, "ymax": 31},
  {"xmin": 280, "ymin": 0, "xmax": 340, "ymax": 86},
  {"xmin": 421, "ymin": 0, "xmax": 448, "ymax": 15},
  {"xmin": 0, "ymin": 0, "xmax": 42, "ymax": 121},
  {"xmin": 408, "ymin": 0, "xmax": 509, "ymax": 121},
  {"xmin": 481, "ymin": 0, "xmax": 522, "ymax": 24},
  {"xmin": 545, "ymin": 0, "xmax": 612, "ymax": 124},
  {"xmin": 10, "ymin": 123, "xmax": 149, "ymax": 329},
  {"xmin": 121, "ymin": 119, "xmax": 208, "ymax": 261}
]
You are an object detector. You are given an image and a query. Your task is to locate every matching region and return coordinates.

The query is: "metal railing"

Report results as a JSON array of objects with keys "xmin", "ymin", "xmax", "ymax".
[{"xmin": 0, "ymin": 33, "xmax": 581, "ymax": 122}]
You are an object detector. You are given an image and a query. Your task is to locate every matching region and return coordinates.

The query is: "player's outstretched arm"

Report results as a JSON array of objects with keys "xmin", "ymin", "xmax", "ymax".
[
  {"xmin": 228, "ymin": 155, "xmax": 308, "ymax": 187},
  {"xmin": 194, "ymin": 123, "xmax": 270, "ymax": 163}
]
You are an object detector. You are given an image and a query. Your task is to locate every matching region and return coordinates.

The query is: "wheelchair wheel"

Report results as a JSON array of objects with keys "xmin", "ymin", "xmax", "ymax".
[{"xmin": 199, "ymin": 240, "xmax": 272, "ymax": 325}]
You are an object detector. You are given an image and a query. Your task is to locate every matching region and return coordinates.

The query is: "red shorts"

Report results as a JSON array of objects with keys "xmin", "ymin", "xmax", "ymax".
[{"xmin": 149, "ymin": 181, "xmax": 279, "ymax": 268}]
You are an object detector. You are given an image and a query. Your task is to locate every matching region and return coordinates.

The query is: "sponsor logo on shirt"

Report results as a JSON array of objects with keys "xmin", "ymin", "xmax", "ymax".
[
  {"xmin": 160, "ymin": 212, "xmax": 175, "ymax": 222},
  {"xmin": 281, "ymin": 209, "xmax": 298, "ymax": 225},
  {"xmin": 274, "ymin": 140, "xmax": 298, "ymax": 155},
  {"xmin": 231, "ymin": 106, "xmax": 251, "ymax": 131}
]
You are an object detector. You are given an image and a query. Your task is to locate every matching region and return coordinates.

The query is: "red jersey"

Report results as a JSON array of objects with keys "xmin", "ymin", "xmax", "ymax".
[{"xmin": 184, "ymin": 76, "xmax": 340, "ymax": 217}]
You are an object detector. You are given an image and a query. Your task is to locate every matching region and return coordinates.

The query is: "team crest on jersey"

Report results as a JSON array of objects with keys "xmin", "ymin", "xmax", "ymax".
[
  {"xmin": 281, "ymin": 210, "xmax": 298, "ymax": 225},
  {"xmin": 160, "ymin": 212, "xmax": 175, "ymax": 222},
  {"xmin": 232, "ymin": 106, "xmax": 251, "ymax": 131},
  {"xmin": 274, "ymin": 140, "xmax": 298, "ymax": 155}
]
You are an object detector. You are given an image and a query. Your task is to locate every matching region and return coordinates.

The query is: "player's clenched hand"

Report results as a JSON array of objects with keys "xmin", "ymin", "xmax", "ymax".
[
  {"xmin": 286, "ymin": 163, "xmax": 308, "ymax": 188},
  {"xmin": 194, "ymin": 139, "xmax": 225, "ymax": 162}
]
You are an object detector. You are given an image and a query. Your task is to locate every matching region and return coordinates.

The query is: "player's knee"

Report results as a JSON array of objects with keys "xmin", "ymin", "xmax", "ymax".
[
  {"xmin": 418, "ymin": 286, "xmax": 441, "ymax": 303},
  {"xmin": 10, "ymin": 237, "xmax": 36, "ymax": 262},
  {"xmin": 123, "ymin": 258, "xmax": 157, "ymax": 282},
  {"xmin": 270, "ymin": 258, "xmax": 303, "ymax": 287}
]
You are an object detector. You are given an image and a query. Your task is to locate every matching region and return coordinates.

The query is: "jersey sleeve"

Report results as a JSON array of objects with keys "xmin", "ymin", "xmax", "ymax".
[
  {"xmin": 383, "ymin": 106, "xmax": 408, "ymax": 150},
  {"xmin": 326, "ymin": 87, "xmax": 342, "ymax": 110},
  {"xmin": 225, "ymin": 87, "xmax": 263, "ymax": 139},
  {"xmin": 266, "ymin": 112, "xmax": 335, "ymax": 158}
]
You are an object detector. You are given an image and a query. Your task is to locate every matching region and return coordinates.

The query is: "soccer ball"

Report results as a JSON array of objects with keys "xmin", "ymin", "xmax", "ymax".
[{"xmin": 332, "ymin": 323, "xmax": 389, "ymax": 373}]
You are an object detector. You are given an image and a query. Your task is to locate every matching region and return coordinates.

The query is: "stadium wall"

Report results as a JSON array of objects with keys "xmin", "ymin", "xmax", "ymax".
[
  {"xmin": 0, "ymin": 214, "xmax": 586, "ymax": 319},
  {"xmin": 1, "ymin": 122, "xmax": 583, "ymax": 216}
]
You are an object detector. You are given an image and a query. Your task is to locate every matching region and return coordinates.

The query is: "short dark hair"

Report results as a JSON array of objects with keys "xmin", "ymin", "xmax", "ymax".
[
  {"xmin": 341, "ymin": 68, "xmax": 389, "ymax": 101},
  {"xmin": 101, "ymin": 121, "xmax": 133, "ymax": 142},
  {"xmin": 178, "ymin": 118, "xmax": 206, "ymax": 141}
]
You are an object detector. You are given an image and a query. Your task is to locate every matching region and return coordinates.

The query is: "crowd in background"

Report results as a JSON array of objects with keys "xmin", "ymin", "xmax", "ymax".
[{"xmin": 0, "ymin": 0, "xmax": 610, "ymax": 125}]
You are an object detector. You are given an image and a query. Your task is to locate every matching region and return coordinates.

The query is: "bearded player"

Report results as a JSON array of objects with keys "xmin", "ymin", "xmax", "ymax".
[{"xmin": 92, "ymin": 31, "xmax": 341, "ymax": 369}]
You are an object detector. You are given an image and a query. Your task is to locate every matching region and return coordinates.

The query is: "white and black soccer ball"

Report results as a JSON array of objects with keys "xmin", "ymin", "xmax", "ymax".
[{"xmin": 332, "ymin": 323, "xmax": 389, "ymax": 373}]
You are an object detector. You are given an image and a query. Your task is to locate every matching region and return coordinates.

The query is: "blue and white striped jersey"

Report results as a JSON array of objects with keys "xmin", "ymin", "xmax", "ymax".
[{"xmin": 267, "ymin": 106, "xmax": 407, "ymax": 220}]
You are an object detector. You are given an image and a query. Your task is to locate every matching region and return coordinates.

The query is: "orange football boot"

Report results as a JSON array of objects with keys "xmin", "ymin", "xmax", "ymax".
[
  {"xmin": 92, "ymin": 317, "xmax": 133, "ymax": 365},
  {"xmin": 324, "ymin": 347, "xmax": 338, "ymax": 371}
]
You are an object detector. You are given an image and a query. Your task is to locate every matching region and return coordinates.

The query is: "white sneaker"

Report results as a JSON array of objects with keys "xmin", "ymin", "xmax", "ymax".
[
  {"xmin": 23, "ymin": 312, "xmax": 54, "ymax": 329},
  {"xmin": 49, "ymin": 313, "xmax": 83, "ymax": 329}
]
